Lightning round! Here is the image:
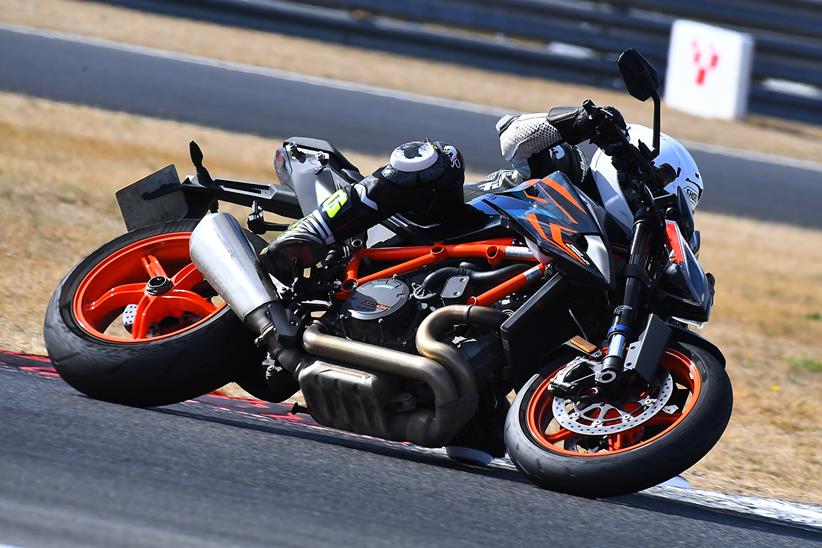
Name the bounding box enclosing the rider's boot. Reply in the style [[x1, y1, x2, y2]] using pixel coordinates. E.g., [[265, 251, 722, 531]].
[[260, 141, 465, 282], [258, 184, 380, 283]]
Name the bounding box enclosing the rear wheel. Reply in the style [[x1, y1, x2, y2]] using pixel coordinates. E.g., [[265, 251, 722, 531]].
[[44, 219, 271, 407], [505, 343, 732, 497]]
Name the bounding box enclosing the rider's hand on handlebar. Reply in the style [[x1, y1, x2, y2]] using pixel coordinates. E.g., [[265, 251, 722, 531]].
[[546, 101, 628, 154], [584, 103, 629, 156], [546, 105, 600, 145]]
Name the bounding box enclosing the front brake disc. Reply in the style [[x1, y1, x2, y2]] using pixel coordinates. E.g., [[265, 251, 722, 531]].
[[551, 359, 674, 436]]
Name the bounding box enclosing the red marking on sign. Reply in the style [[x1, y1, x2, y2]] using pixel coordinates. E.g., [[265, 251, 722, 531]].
[[691, 40, 720, 86]]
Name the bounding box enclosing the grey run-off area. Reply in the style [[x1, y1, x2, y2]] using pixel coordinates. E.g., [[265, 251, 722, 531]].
[[0, 25, 821, 228]]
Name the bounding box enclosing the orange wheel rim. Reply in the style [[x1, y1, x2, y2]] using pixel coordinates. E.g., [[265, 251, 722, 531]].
[[525, 349, 701, 456], [72, 232, 224, 343]]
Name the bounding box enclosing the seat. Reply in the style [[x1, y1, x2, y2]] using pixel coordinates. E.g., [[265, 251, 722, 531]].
[[285, 137, 360, 173]]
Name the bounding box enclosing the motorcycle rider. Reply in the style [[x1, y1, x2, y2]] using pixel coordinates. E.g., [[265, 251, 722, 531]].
[[259, 105, 628, 283]]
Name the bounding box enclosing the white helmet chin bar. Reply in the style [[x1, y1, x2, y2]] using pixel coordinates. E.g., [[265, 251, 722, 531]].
[[589, 124, 704, 228]]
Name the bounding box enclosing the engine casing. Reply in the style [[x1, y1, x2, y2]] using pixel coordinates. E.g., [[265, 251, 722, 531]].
[[336, 278, 422, 347]]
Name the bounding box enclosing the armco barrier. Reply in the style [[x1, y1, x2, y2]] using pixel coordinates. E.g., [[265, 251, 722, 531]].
[[102, 0, 822, 124]]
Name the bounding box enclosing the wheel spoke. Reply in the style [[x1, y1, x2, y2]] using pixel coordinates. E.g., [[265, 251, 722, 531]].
[[609, 432, 629, 450], [141, 254, 167, 279], [645, 412, 682, 426], [130, 296, 159, 339], [129, 290, 217, 340], [84, 283, 145, 326], [609, 426, 644, 451], [172, 263, 204, 291], [167, 289, 217, 316]]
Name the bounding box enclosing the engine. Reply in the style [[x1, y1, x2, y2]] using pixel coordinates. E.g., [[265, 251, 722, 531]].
[[333, 277, 427, 349], [328, 262, 531, 350], [303, 268, 511, 447]]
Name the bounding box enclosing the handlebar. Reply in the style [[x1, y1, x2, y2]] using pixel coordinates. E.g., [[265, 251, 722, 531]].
[[583, 99, 675, 192]]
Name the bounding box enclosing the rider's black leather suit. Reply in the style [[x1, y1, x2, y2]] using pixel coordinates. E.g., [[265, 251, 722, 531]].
[[260, 107, 596, 282]]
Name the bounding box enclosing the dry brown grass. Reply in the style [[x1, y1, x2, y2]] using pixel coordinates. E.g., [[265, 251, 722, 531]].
[[692, 215, 822, 501], [0, 91, 820, 503], [0, 91, 384, 352], [3, 0, 822, 163]]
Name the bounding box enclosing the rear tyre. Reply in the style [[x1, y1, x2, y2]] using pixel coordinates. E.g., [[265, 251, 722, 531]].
[[504, 343, 732, 497], [44, 219, 268, 407]]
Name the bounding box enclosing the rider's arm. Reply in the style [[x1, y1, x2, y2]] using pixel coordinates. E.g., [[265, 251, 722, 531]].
[[496, 105, 626, 182]]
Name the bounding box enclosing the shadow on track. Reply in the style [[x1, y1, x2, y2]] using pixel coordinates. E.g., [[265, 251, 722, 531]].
[[153, 406, 526, 484]]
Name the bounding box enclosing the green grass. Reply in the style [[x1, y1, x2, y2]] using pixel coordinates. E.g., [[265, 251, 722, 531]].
[[790, 355, 822, 373]]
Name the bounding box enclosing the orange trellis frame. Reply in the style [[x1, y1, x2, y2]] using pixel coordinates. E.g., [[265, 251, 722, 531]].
[[339, 239, 546, 306]]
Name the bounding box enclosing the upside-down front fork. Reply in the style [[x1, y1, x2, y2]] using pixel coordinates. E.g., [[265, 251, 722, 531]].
[[597, 217, 655, 385]]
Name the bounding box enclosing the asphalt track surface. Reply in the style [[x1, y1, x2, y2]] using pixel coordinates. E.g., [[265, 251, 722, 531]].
[[2, 355, 820, 548], [1, 24, 821, 228]]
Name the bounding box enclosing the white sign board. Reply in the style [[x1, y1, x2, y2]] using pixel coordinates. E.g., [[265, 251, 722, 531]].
[[664, 20, 754, 120]]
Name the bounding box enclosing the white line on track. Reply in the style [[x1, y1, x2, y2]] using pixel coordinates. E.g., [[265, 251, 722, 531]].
[[3, 21, 822, 174]]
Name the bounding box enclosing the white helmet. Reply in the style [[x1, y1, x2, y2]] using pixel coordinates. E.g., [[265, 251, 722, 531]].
[[589, 124, 703, 228]]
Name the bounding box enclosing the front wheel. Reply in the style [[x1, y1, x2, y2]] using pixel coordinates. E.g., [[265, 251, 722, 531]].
[[505, 343, 732, 497]]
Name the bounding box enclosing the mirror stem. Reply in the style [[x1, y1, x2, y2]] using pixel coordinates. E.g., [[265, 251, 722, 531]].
[[651, 93, 661, 158]]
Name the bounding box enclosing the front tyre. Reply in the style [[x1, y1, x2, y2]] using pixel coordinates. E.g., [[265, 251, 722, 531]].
[[505, 343, 732, 497], [44, 219, 268, 407]]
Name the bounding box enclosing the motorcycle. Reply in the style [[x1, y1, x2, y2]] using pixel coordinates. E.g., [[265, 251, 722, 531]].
[[44, 50, 732, 497]]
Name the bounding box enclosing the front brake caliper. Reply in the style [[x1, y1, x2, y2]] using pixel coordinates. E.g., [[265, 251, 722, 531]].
[[547, 357, 598, 398]]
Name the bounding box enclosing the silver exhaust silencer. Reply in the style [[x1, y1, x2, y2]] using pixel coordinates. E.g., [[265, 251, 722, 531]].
[[189, 212, 279, 323]]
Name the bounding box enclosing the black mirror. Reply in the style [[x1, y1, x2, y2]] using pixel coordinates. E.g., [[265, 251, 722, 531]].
[[617, 49, 660, 102], [617, 49, 662, 157]]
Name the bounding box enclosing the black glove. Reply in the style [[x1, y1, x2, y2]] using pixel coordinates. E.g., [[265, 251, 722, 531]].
[[545, 106, 595, 146], [546, 105, 627, 150], [589, 106, 629, 155]]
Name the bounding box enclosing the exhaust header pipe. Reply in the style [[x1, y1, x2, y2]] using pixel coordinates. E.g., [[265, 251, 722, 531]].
[[302, 305, 507, 447], [189, 212, 278, 322]]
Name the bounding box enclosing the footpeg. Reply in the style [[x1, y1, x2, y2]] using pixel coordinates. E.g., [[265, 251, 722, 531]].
[[247, 200, 289, 235]]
